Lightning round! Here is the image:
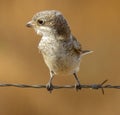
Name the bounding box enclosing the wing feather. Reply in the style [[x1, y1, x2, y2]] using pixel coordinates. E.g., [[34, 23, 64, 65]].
[[72, 35, 93, 55]]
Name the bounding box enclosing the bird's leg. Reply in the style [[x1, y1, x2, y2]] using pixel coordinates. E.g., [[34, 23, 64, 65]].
[[46, 71, 54, 92], [73, 73, 81, 90]]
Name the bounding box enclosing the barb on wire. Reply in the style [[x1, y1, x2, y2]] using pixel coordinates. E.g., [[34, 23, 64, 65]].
[[0, 80, 120, 94]]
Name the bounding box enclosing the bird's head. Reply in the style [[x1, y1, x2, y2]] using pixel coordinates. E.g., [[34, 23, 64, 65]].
[[26, 10, 71, 39]]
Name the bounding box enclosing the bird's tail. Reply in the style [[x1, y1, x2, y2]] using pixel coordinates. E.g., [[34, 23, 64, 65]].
[[81, 50, 93, 56]]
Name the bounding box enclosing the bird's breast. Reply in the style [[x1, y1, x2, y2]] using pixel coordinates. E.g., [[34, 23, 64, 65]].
[[38, 36, 80, 75]]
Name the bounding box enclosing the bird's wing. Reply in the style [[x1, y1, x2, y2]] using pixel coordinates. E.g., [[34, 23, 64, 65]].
[[72, 35, 82, 54], [72, 35, 93, 55]]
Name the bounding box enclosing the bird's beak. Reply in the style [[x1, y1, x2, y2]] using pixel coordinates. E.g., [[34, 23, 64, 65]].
[[26, 21, 34, 28]]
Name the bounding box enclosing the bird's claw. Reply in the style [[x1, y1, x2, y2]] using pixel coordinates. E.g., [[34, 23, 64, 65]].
[[46, 83, 53, 93], [75, 83, 82, 91]]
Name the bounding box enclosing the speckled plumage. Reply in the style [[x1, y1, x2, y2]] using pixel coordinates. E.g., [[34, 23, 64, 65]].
[[26, 10, 92, 91]]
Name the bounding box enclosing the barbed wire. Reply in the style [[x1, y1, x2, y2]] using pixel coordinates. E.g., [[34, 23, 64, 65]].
[[0, 80, 120, 94]]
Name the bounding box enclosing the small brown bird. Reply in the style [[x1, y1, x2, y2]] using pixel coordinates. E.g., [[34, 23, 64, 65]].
[[26, 10, 92, 91]]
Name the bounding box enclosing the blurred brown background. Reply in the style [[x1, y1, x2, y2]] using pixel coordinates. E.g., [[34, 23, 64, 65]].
[[0, 0, 120, 115]]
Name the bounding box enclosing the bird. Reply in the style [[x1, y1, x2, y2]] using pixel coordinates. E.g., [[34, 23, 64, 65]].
[[26, 10, 93, 92]]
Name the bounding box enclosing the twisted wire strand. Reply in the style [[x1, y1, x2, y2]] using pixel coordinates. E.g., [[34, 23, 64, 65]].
[[0, 80, 120, 94]]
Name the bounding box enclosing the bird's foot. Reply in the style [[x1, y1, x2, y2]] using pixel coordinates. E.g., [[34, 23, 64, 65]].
[[46, 83, 53, 93], [75, 83, 82, 91]]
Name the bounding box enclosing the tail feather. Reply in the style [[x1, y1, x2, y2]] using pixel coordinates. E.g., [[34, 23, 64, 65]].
[[82, 50, 93, 56]]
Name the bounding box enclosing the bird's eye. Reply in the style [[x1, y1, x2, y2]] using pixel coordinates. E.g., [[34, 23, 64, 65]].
[[37, 19, 44, 25]]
